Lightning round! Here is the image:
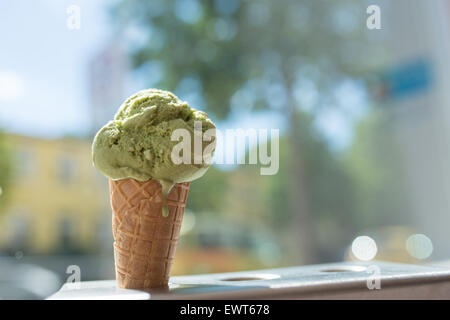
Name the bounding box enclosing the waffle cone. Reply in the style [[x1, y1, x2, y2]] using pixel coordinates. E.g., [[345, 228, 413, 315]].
[[109, 178, 190, 289]]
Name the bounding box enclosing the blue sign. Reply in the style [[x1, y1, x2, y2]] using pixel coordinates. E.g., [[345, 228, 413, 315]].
[[381, 58, 433, 100]]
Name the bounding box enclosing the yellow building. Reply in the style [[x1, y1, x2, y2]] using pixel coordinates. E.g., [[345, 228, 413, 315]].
[[0, 134, 110, 254]]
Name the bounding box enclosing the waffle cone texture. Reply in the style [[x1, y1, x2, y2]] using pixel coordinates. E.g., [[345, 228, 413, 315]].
[[109, 178, 190, 289]]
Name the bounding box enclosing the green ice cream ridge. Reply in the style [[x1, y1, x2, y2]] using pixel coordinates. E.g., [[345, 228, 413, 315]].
[[92, 88, 216, 215]]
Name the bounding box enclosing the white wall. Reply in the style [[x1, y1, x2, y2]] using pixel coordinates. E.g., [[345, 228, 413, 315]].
[[378, 0, 450, 259]]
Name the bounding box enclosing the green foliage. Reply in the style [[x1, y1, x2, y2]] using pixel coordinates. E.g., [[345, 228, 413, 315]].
[[186, 165, 229, 214], [215, 111, 359, 261], [344, 110, 411, 227], [113, 0, 369, 119], [0, 131, 12, 210]]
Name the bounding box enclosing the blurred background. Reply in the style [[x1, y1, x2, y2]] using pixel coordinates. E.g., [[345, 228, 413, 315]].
[[1, 0, 450, 299]]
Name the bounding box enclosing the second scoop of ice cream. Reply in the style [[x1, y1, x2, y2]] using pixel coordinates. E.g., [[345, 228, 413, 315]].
[[92, 89, 216, 188]]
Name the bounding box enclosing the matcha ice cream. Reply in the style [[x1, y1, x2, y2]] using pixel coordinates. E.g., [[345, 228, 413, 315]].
[[92, 89, 216, 211]]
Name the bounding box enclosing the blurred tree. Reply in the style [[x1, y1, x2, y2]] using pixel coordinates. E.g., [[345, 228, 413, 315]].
[[225, 111, 358, 263], [345, 110, 412, 228], [187, 165, 228, 214], [113, 0, 371, 263], [0, 130, 12, 212]]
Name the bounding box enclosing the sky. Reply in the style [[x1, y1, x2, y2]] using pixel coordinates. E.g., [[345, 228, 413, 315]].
[[0, 0, 365, 150], [0, 0, 111, 137]]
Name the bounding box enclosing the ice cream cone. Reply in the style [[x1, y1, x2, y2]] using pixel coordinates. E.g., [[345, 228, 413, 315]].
[[109, 178, 190, 289]]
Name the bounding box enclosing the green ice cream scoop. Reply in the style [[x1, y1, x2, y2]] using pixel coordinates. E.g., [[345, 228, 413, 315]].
[[92, 89, 216, 192]]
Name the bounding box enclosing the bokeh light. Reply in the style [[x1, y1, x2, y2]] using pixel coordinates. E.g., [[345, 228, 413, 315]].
[[351, 236, 378, 261], [406, 234, 433, 260]]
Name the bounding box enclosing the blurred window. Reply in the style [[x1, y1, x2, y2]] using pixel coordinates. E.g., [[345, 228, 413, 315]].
[[58, 216, 77, 254], [58, 156, 75, 184], [6, 213, 29, 253]]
